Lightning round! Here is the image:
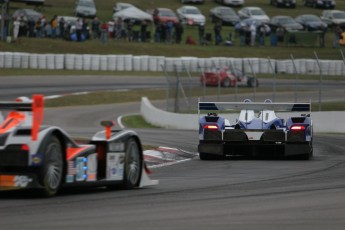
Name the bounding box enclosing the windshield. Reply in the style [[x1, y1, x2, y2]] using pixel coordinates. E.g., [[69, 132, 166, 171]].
[[251, 9, 265, 16], [279, 17, 294, 24], [186, 8, 201, 15], [304, 15, 320, 22], [79, 1, 95, 7], [220, 9, 236, 16], [160, 10, 175, 17], [334, 12, 345, 19]]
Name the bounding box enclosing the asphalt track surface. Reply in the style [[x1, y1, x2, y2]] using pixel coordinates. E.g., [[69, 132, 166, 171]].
[[0, 76, 345, 230]]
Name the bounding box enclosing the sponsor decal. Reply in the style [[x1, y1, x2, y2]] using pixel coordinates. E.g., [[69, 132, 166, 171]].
[[106, 152, 124, 181], [87, 154, 97, 181], [66, 175, 74, 183], [67, 160, 76, 175], [31, 155, 42, 166], [0, 175, 32, 188], [76, 157, 87, 181]]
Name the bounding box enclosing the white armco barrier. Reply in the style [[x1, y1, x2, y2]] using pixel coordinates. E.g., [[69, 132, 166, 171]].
[[107, 55, 117, 71], [21, 53, 29, 69], [4, 52, 13, 68], [55, 54, 64, 69], [37, 54, 47, 69], [100, 55, 108, 71], [47, 54, 55, 70], [0, 52, 344, 76], [141, 55, 149, 71], [65, 54, 75, 70], [140, 97, 345, 133], [29, 53, 38, 69], [75, 55, 83, 70], [124, 55, 132, 71], [243, 58, 260, 74], [116, 55, 125, 71], [91, 55, 100, 70], [13, 53, 21, 68], [0, 52, 4, 68], [83, 54, 91, 70], [132, 56, 141, 71]]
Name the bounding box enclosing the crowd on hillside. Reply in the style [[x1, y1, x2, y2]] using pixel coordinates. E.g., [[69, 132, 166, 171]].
[[5, 13, 345, 48]]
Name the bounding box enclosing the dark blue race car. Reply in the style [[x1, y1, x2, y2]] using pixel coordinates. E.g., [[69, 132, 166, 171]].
[[198, 99, 313, 160]]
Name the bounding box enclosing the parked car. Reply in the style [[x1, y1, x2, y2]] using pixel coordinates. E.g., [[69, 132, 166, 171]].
[[12, 8, 42, 21], [303, 0, 335, 9], [200, 67, 258, 88], [176, 5, 206, 26], [209, 6, 240, 26], [181, 0, 204, 4], [270, 16, 303, 31], [270, 0, 296, 8], [153, 8, 179, 24], [321, 10, 345, 29], [295, 14, 328, 31], [214, 0, 244, 7], [238, 7, 270, 23], [74, 0, 96, 18], [113, 2, 134, 13]]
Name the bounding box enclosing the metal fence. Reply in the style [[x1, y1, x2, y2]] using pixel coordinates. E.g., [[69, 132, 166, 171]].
[[162, 51, 345, 113]]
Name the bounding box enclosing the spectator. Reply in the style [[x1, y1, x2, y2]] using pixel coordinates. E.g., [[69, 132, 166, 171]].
[[75, 18, 83, 41], [214, 21, 222, 45], [35, 18, 42, 38], [258, 23, 270, 46], [108, 19, 115, 39], [166, 20, 174, 43], [100, 21, 108, 44], [140, 20, 148, 42], [59, 17, 65, 38], [27, 17, 35, 37], [91, 17, 100, 39], [154, 22, 161, 42], [82, 18, 89, 39], [50, 15, 58, 38], [186, 35, 196, 45], [198, 23, 205, 45], [175, 22, 183, 44], [13, 17, 20, 41], [250, 21, 256, 46], [333, 25, 342, 48]]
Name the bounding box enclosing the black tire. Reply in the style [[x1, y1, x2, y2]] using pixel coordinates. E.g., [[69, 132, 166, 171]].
[[223, 78, 231, 87], [247, 77, 258, 88], [40, 135, 64, 197], [123, 138, 142, 188], [199, 152, 224, 160]]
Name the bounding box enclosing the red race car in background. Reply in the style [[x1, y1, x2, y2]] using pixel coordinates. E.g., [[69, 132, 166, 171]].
[[200, 67, 259, 88]]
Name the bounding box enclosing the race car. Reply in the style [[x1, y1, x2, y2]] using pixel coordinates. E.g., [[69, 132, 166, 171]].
[[0, 95, 157, 197], [198, 99, 313, 160], [200, 67, 259, 88]]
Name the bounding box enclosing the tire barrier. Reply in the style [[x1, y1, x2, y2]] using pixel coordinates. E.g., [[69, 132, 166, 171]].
[[0, 52, 344, 76]]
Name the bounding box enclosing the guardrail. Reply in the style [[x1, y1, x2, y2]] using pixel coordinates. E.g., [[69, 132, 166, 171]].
[[1, 52, 345, 76]]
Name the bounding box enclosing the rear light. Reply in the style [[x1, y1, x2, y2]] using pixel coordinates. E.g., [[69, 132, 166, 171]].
[[21, 144, 29, 151], [204, 124, 218, 130], [290, 125, 305, 131]]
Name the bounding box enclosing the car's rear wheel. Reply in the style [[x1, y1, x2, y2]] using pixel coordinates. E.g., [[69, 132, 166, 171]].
[[123, 138, 142, 188], [199, 152, 224, 160], [223, 78, 231, 87], [40, 135, 64, 197]]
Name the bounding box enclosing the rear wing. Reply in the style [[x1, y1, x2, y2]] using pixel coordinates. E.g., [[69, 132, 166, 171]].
[[198, 101, 311, 114], [0, 95, 44, 141]]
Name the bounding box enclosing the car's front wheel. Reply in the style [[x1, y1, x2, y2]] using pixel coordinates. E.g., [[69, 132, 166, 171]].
[[123, 138, 142, 188], [40, 135, 64, 197]]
